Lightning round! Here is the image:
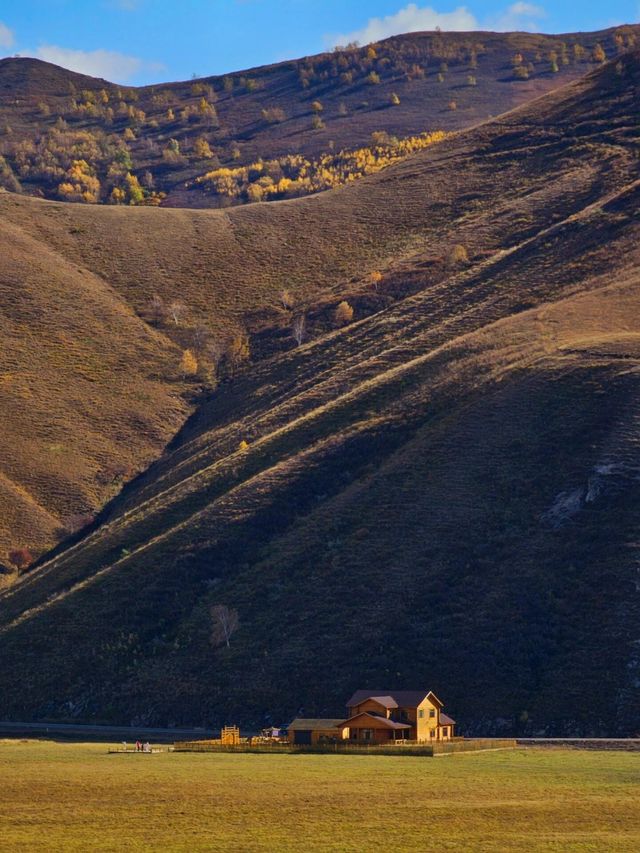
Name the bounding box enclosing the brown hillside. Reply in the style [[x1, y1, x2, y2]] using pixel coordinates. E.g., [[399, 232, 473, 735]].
[[1, 26, 638, 207], [1, 46, 636, 561], [0, 52, 638, 732]]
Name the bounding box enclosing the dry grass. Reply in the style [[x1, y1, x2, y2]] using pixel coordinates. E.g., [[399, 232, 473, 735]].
[[0, 743, 639, 852]]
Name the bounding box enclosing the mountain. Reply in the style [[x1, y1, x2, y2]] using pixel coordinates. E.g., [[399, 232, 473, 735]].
[[0, 47, 639, 734], [1, 27, 638, 207]]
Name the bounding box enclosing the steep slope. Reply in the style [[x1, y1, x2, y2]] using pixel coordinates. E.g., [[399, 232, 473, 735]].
[[0, 207, 190, 564], [0, 53, 639, 732], [1, 26, 637, 207], [2, 44, 638, 561]]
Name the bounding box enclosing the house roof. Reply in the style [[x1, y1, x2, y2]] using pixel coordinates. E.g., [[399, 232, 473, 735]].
[[287, 718, 345, 731], [366, 695, 398, 709], [342, 712, 412, 730], [347, 690, 444, 709], [440, 713, 456, 725]]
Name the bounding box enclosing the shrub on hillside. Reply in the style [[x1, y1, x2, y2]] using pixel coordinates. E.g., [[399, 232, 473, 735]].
[[8, 548, 34, 572], [448, 244, 469, 266], [180, 349, 199, 378], [334, 300, 354, 326], [261, 107, 286, 124]]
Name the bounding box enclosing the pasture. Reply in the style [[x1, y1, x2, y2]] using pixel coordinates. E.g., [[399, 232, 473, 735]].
[[0, 741, 638, 851]]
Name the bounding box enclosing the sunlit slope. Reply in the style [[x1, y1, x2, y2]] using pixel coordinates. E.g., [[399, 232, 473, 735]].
[[2, 27, 637, 207], [2, 51, 637, 559], [0, 205, 189, 560], [0, 54, 639, 732]]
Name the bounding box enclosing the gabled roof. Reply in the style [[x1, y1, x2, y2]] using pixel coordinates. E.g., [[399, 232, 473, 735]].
[[342, 712, 412, 730], [366, 695, 398, 709], [440, 713, 456, 725], [346, 690, 444, 709], [287, 718, 345, 730]]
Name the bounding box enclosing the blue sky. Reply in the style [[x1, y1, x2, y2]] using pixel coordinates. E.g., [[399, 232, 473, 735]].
[[1, 1, 639, 85]]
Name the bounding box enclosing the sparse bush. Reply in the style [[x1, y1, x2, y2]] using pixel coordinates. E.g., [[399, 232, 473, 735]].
[[8, 548, 33, 572], [366, 71, 381, 85], [448, 100, 458, 111], [370, 270, 383, 291], [513, 65, 529, 80], [162, 138, 185, 164], [311, 115, 325, 130], [334, 300, 354, 326], [225, 331, 250, 372], [193, 137, 214, 159], [280, 289, 295, 310], [467, 74, 476, 86], [0, 155, 21, 193], [592, 43, 606, 64], [390, 92, 400, 106], [261, 107, 286, 124], [148, 294, 167, 326], [448, 244, 469, 266], [311, 100, 323, 113]]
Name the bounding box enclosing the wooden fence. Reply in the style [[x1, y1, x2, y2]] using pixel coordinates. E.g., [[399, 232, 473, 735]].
[[173, 738, 517, 756]]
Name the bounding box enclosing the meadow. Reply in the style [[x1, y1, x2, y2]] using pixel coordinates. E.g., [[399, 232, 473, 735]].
[[0, 742, 638, 851]]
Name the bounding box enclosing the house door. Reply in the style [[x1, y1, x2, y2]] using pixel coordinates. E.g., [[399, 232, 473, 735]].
[[295, 730, 312, 745]]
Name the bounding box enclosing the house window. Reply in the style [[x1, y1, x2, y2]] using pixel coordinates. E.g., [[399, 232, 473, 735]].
[[430, 729, 435, 737], [362, 729, 373, 741], [443, 727, 448, 737], [429, 710, 435, 718], [418, 710, 424, 719]]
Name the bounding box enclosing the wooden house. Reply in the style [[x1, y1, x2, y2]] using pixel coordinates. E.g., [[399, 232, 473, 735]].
[[345, 690, 455, 742], [287, 690, 455, 745]]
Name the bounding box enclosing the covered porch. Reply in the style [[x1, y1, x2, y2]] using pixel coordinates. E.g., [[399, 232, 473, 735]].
[[342, 712, 412, 743]]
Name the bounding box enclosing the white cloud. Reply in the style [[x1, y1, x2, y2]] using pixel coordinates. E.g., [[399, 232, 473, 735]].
[[327, 2, 548, 47], [329, 4, 478, 46], [0, 21, 14, 49], [486, 2, 547, 32], [31, 45, 163, 83]]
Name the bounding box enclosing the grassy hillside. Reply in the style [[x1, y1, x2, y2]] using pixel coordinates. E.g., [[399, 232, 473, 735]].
[[1, 26, 638, 207], [0, 53, 638, 733], [0, 204, 191, 565]]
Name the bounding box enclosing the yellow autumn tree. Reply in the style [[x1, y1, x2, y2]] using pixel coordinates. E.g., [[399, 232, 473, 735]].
[[57, 159, 101, 203], [334, 300, 354, 326], [180, 349, 198, 378], [193, 137, 214, 159]]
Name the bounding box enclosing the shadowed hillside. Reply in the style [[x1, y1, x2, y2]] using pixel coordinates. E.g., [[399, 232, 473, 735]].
[[1, 26, 638, 207], [0, 51, 639, 733]]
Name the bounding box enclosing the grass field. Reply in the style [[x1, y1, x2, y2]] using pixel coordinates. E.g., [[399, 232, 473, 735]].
[[0, 742, 638, 852]]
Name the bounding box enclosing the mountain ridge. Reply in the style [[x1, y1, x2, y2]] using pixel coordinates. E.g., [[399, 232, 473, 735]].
[[0, 50, 639, 732]]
